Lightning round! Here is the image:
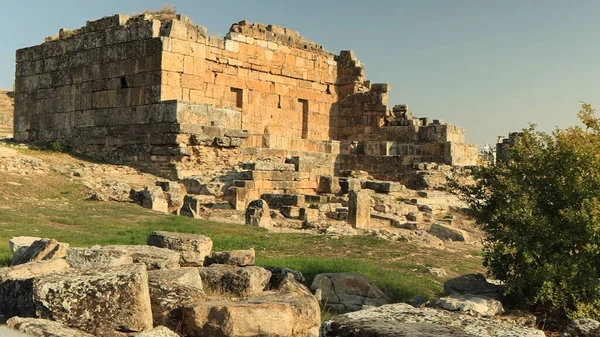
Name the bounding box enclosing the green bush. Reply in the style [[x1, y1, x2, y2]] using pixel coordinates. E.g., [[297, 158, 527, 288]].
[[452, 103, 600, 319], [49, 139, 69, 152]]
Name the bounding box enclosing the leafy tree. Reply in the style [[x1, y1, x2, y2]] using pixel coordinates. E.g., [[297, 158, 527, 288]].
[[452, 103, 600, 319]]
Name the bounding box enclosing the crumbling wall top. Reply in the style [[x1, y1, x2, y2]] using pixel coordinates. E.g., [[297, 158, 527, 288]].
[[228, 20, 328, 55]]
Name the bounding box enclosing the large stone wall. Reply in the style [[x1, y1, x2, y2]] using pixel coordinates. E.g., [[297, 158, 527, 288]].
[[13, 12, 478, 181]]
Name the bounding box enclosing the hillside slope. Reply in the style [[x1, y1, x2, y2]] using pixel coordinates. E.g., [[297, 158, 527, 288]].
[[0, 90, 14, 138]]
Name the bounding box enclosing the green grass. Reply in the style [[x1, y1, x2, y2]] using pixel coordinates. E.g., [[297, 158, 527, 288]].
[[0, 170, 485, 304]]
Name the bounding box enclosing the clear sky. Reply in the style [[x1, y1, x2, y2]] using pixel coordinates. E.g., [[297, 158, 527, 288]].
[[2, 0, 598, 147]]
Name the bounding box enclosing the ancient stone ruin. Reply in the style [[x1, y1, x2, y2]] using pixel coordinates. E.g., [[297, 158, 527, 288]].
[[13, 12, 477, 185]]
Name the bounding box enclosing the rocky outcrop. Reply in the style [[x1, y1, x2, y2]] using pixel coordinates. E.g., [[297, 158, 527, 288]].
[[428, 223, 470, 242], [136, 326, 180, 337], [7, 317, 95, 337], [147, 231, 213, 266], [8, 237, 41, 265], [561, 318, 600, 337], [311, 273, 391, 313], [321, 303, 545, 337]]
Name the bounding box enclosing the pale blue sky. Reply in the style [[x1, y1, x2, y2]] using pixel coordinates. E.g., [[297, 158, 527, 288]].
[[2, 0, 599, 146]]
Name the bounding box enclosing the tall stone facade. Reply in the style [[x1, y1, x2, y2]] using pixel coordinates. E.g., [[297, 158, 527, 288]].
[[13, 12, 477, 182]]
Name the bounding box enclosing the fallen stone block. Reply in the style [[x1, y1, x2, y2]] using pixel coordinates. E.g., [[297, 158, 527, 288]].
[[0, 260, 70, 319], [180, 195, 201, 218], [339, 178, 361, 194], [311, 273, 391, 313], [103, 245, 180, 270], [206, 248, 255, 267], [141, 186, 168, 213], [444, 273, 504, 300], [155, 181, 185, 215], [261, 193, 305, 208], [136, 326, 180, 337], [147, 231, 213, 267], [7, 317, 95, 337], [280, 205, 301, 218], [245, 199, 272, 229], [300, 207, 319, 222], [436, 293, 504, 317], [321, 303, 545, 337], [65, 247, 133, 269], [11, 239, 68, 266], [8, 237, 41, 265], [32, 264, 153, 337], [348, 190, 371, 229], [148, 268, 205, 328], [428, 223, 470, 242], [199, 264, 271, 297], [391, 221, 421, 230]]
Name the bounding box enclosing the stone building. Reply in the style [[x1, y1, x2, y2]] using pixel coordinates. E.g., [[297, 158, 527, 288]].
[[13, 12, 477, 190]]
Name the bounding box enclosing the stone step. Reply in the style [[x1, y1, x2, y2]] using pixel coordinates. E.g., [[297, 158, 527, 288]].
[[253, 180, 317, 190], [241, 170, 294, 181], [261, 194, 305, 208], [362, 180, 405, 193]]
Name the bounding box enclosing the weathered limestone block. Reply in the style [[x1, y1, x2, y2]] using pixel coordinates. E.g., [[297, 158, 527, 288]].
[[180, 195, 201, 218], [11, 239, 69, 266], [265, 267, 306, 290], [155, 181, 185, 215], [562, 318, 600, 337], [205, 248, 255, 267], [147, 268, 205, 327], [65, 247, 133, 269], [428, 223, 470, 242], [348, 190, 371, 229], [436, 293, 504, 317], [7, 317, 95, 337], [280, 205, 301, 218], [141, 186, 168, 213], [8, 237, 41, 265], [147, 231, 213, 266], [288, 156, 316, 172], [199, 264, 271, 297], [136, 326, 179, 337], [182, 177, 225, 196], [183, 301, 294, 336], [245, 199, 272, 229], [362, 180, 404, 193], [261, 194, 305, 208], [0, 260, 70, 319], [340, 178, 362, 194], [311, 273, 391, 313], [242, 160, 295, 171], [300, 207, 320, 222], [182, 274, 320, 337], [33, 264, 153, 337], [318, 175, 341, 194], [321, 303, 545, 337], [103, 245, 180, 270]]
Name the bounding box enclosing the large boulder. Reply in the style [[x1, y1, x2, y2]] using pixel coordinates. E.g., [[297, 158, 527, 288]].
[[147, 268, 205, 328], [65, 247, 133, 269], [33, 264, 153, 337], [428, 223, 470, 242], [6, 317, 95, 337], [265, 266, 306, 290], [8, 236, 41, 264], [199, 264, 271, 297], [147, 231, 213, 267], [311, 273, 391, 313], [103, 245, 180, 270], [11, 238, 68, 266], [435, 293, 504, 317], [444, 274, 504, 300], [0, 259, 70, 319], [182, 274, 320, 337], [562, 318, 600, 337], [205, 248, 255, 267], [245, 199, 272, 229], [321, 303, 546, 337]]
